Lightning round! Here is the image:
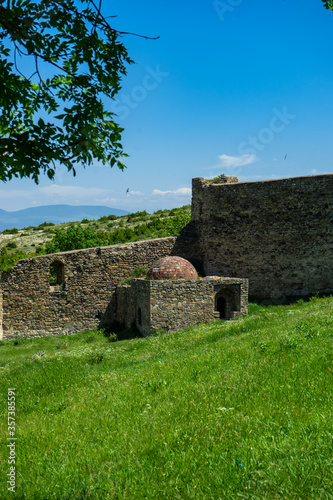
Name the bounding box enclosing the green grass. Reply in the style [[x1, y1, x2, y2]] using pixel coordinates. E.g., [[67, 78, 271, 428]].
[[1, 297, 333, 499]]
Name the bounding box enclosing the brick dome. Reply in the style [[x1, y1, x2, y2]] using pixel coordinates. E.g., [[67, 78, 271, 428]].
[[147, 256, 198, 280]]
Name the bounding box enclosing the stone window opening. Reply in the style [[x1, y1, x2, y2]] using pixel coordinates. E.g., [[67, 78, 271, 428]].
[[49, 261, 65, 292]]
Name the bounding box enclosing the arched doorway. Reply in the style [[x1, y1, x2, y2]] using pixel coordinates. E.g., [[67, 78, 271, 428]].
[[214, 287, 240, 320], [216, 296, 227, 319]]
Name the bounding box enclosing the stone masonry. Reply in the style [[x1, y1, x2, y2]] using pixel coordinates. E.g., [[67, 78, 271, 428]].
[[117, 277, 249, 336], [0, 236, 197, 339], [191, 174, 333, 300]]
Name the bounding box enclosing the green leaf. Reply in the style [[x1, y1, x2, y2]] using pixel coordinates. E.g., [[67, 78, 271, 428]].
[[0, 0, 135, 183]]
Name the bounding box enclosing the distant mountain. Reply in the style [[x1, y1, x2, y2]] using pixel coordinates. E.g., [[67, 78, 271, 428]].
[[0, 205, 129, 231]]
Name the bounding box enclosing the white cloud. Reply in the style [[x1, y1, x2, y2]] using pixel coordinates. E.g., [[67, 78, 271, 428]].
[[127, 190, 144, 196], [237, 175, 264, 182], [96, 197, 118, 206], [311, 169, 332, 175], [38, 184, 108, 198], [152, 187, 191, 197], [0, 189, 30, 201], [217, 153, 257, 168]]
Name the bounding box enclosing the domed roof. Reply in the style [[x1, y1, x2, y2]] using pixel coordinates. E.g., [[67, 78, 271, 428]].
[[147, 256, 198, 280]]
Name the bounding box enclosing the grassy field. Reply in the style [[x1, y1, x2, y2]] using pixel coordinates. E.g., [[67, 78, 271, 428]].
[[1, 296, 333, 499]]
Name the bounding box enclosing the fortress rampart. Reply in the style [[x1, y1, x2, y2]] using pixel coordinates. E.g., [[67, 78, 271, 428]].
[[192, 174, 333, 300]]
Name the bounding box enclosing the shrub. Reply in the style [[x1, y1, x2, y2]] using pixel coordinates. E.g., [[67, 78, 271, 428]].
[[0, 248, 34, 271], [3, 227, 19, 234], [6, 241, 17, 249], [38, 222, 55, 229], [98, 215, 110, 223], [211, 174, 226, 183], [45, 225, 108, 253], [130, 266, 148, 278], [127, 210, 148, 222]]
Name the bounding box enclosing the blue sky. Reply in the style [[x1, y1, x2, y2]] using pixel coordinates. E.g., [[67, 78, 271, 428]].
[[1, 0, 332, 213]]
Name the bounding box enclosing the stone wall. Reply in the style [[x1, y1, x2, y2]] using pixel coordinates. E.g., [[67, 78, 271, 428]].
[[116, 280, 152, 333], [192, 174, 333, 299], [0, 236, 196, 339]]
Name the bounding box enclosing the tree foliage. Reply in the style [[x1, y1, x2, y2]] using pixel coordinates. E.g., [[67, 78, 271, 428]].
[[0, 0, 135, 182], [44, 212, 192, 253], [44, 224, 107, 253], [322, 0, 333, 11]]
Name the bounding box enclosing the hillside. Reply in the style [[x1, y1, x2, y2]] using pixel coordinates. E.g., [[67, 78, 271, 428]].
[[0, 296, 332, 498], [0, 205, 191, 271], [0, 205, 129, 231]]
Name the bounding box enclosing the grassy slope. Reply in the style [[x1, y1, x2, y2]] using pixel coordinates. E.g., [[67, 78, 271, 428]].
[[1, 296, 333, 499]]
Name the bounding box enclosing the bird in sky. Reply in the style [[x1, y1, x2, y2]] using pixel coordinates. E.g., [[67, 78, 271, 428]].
[[284, 154, 288, 160]]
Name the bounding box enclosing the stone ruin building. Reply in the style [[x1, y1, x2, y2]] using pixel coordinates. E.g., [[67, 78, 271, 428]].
[[117, 256, 248, 336], [0, 173, 332, 339]]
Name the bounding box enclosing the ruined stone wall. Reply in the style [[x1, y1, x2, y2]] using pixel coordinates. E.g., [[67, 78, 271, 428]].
[[192, 175, 333, 299], [116, 280, 151, 335], [149, 280, 215, 332], [117, 277, 248, 335], [149, 278, 249, 332], [1, 236, 195, 339]]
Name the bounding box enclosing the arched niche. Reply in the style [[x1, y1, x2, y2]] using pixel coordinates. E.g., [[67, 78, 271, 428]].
[[215, 286, 240, 320]]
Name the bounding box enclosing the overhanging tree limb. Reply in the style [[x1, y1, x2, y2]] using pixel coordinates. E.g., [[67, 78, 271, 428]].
[[322, 0, 333, 11], [0, 0, 158, 183]]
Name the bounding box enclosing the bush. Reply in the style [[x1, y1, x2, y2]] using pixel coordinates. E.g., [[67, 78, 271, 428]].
[[6, 241, 17, 249], [38, 222, 55, 229], [2, 227, 19, 234], [130, 266, 148, 278], [45, 225, 108, 253], [127, 210, 148, 222], [211, 174, 226, 183], [0, 248, 34, 271]]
